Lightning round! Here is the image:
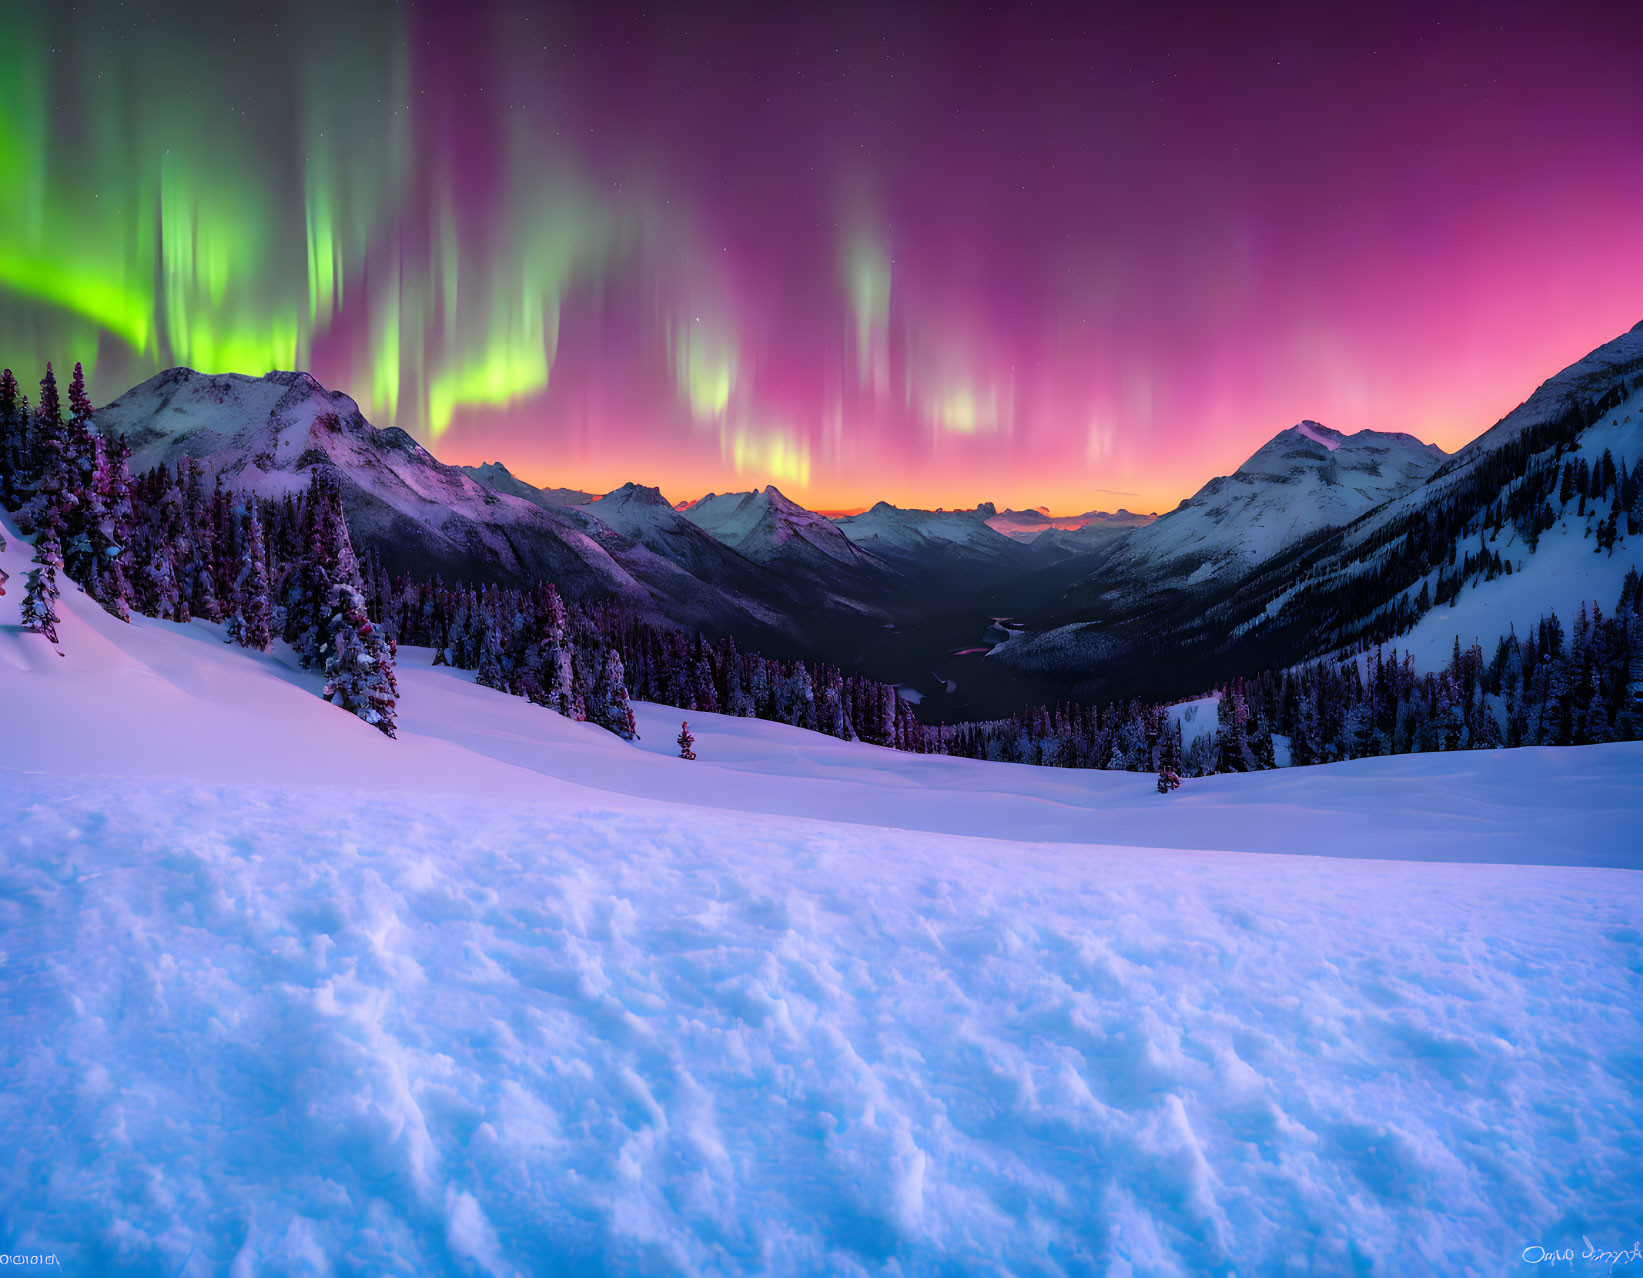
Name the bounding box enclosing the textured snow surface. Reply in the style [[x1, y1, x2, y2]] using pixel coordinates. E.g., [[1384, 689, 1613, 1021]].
[[5, 776, 1642, 1276], [3, 518, 1642, 1274]]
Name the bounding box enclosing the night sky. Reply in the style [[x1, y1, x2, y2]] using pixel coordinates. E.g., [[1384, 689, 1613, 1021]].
[[2, 0, 1640, 512]]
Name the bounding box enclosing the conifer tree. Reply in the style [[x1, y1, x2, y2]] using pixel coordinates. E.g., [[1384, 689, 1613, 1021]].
[[67, 362, 93, 425], [232, 500, 274, 651], [1157, 719, 1182, 792], [21, 367, 73, 539], [0, 368, 21, 508], [20, 527, 64, 644], [320, 581, 399, 736], [587, 647, 638, 740], [35, 362, 61, 440], [524, 584, 578, 717], [144, 543, 183, 621], [92, 433, 135, 621], [474, 607, 510, 691], [283, 472, 355, 665]]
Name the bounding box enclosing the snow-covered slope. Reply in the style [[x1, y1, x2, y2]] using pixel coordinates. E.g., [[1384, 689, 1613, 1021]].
[[1384, 386, 1643, 669], [1110, 421, 1446, 581], [95, 368, 799, 637], [1446, 321, 1643, 471], [3, 510, 1641, 1275], [461, 459, 592, 508]]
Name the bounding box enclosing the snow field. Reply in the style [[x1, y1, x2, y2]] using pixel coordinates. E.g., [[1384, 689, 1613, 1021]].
[[3, 774, 1640, 1275]]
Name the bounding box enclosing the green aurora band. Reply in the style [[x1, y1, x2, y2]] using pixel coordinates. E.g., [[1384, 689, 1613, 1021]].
[[0, 2, 619, 439]]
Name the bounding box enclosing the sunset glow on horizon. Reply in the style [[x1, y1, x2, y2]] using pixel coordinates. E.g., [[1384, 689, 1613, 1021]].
[[3, 0, 1641, 514]]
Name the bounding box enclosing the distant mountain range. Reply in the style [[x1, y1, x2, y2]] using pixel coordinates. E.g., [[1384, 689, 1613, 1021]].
[[984, 506, 1155, 542], [995, 322, 1643, 700], [92, 319, 1643, 710], [97, 369, 831, 644]]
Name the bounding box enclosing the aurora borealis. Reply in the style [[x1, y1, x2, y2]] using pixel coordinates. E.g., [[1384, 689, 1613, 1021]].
[[3, 1, 1641, 513]]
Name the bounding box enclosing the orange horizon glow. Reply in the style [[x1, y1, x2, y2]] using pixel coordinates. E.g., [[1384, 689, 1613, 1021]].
[[432, 305, 1643, 518]]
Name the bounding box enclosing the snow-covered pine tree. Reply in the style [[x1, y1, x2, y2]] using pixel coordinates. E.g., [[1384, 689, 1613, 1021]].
[[140, 468, 191, 621], [677, 721, 696, 760], [34, 362, 61, 449], [283, 470, 357, 666], [21, 526, 64, 644], [67, 362, 92, 425], [587, 647, 638, 740], [720, 635, 753, 716], [21, 366, 73, 541], [474, 604, 510, 692], [1157, 717, 1182, 784], [92, 432, 135, 621], [689, 635, 718, 713], [522, 584, 578, 717], [143, 544, 182, 622], [233, 499, 274, 651], [0, 368, 23, 509], [1213, 681, 1262, 772], [780, 661, 817, 731], [320, 581, 399, 736], [61, 430, 104, 601], [818, 676, 847, 739]]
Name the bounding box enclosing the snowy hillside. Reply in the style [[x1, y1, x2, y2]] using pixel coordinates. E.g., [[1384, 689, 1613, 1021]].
[[1106, 420, 1446, 581], [3, 510, 1641, 1274], [1446, 320, 1643, 469], [1268, 329, 1643, 669]]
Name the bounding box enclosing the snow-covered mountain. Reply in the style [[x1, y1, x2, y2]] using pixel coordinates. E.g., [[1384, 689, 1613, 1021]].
[[461, 460, 592, 509], [95, 369, 803, 637], [998, 323, 1643, 696], [1284, 322, 1643, 663], [577, 482, 794, 592], [985, 506, 1155, 542], [680, 485, 890, 578], [1105, 421, 1446, 583], [833, 499, 1026, 574]]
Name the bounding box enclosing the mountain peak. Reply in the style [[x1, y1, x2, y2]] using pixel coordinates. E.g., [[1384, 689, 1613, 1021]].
[[1237, 421, 1445, 480], [600, 482, 673, 508], [1292, 421, 1342, 450]]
